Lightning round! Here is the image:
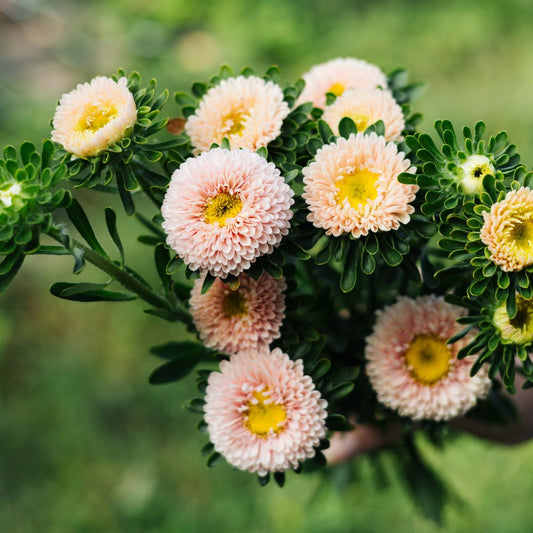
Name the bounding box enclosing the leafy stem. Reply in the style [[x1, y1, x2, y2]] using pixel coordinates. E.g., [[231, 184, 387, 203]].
[[46, 224, 176, 312]]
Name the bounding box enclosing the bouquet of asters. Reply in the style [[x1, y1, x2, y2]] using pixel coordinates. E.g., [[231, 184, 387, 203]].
[[1, 57, 530, 521]]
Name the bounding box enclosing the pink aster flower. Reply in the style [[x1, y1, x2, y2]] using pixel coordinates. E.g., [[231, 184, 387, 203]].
[[190, 273, 287, 355], [186, 75, 290, 153], [161, 148, 294, 278], [365, 295, 491, 421], [297, 57, 388, 109], [52, 76, 137, 157], [322, 87, 405, 142], [480, 187, 533, 272], [204, 348, 328, 476], [302, 132, 418, 238]]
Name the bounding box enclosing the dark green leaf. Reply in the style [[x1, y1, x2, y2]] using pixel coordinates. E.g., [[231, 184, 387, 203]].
[[50, 281, 136, 302], [104, 207, 125, 266], [66, 199, 108, 258]]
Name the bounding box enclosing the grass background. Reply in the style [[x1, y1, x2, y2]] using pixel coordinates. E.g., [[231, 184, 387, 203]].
[[1, 0, 533, 531]]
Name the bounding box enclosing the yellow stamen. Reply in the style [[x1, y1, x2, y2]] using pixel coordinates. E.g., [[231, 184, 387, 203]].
[[222, 109, 248, 137], [348, 113, 370, 133], [510, 219, 533, 253], [328, 82, 345, 97], [76, 104, 118, 133], [222, 290, 247, 318], [493, 295, 533, 345], [404, 334, 452, 385], [244, 390, 287, 437], [336, 169, 379, 210], [204, 192, 243, 226]]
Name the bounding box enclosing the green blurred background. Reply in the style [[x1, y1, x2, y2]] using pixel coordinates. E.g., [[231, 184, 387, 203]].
[[1, 0, 533, 531]]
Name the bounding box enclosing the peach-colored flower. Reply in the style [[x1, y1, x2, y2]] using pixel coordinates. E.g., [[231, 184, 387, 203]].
[[322, 88, 404, 142], [161, 148, 294, 278], [480, 187, 533, 272], [302, 132, 417, 238], [52, 76, 137, 157], [186, 75, 290, 153], [204, 348, 328, 476], [297, 57, 388, 109], [365, 295, 491, 421], [190, 273, 286, 355]]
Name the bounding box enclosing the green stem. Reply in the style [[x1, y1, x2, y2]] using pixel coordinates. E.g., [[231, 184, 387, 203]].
[[47, 225, 174, 312]]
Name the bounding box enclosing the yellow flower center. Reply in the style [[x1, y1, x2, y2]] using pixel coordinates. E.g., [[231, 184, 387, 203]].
[[244, 390, 287, 437], [77, 104, 118, 133], [347, 113, 370, 133], [222, 290, 248, 318], [336, 169, 379, 210], [493, 295, 533, 345], [204, 192, 243, 226], [510, 218, 533, 252], [404, 334, 452, 385], [328, 82, 345, 97], [222, 109, 248, 137]]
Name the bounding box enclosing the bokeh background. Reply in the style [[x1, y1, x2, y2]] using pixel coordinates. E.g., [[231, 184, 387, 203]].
[[1, 0, 533, 531]]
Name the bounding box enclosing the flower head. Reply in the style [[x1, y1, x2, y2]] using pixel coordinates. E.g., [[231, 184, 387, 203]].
[[459, 154, 495, 195], [161, 148, 294, 277], [322, 88, 404, 142], [190, 273, 286, 355], [186, 76, 290, 153], [302, 132, 417, 238], [297, 57, 388, 109], [204, 348, 328, 476], [52, 76, 137, 158], [0, 182, 22, 209], [365, 295, 491, 421], [480, 187, 533, 272], [493, 295, 533, 345]]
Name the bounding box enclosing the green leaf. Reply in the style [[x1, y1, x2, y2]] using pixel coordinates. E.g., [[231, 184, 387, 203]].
[[340, 241, 358, 293], [338, 117, 357, 138], [0, 252, 24, 294], [154, 243, 171, 292], [325, 382, 354, 401], [326, 414, 353, 431], [201, 273, 216, 294], [50, 282, 136, 302], [104, 207, 125, 266], [380, 240, 403, 267], [66, 199, 108, 258], [207, 452, 223, 468], [310, 358, 331, 380], [318, 120, 335, 144], [149, 342, 205, 384]]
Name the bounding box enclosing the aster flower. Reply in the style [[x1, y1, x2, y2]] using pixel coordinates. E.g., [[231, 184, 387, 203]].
[[480, 187, 533, 272], [52, 76, 137, 158], [402, 120, 522, 217], [161, 148, 294, 278], [0, 141, 70, 292], [302, 132, 417, 238], [203, 348, 328, 476], [493, 295, 533, 346], [297, 57, 388, 109], [322, 88, 405, 142], [459, 154, 495, 195], [185, 75, 290, 153], [190, 273, 286, 355], [365, 295, 491, 421]]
